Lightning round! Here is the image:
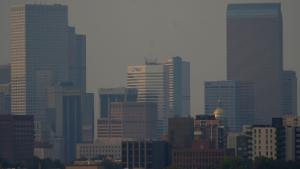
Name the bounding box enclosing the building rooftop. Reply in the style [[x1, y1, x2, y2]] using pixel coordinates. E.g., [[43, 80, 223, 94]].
[[227, 3, 281, 17]]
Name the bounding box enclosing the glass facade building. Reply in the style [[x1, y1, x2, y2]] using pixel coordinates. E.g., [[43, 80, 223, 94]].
[[227, 3, 283, 124]]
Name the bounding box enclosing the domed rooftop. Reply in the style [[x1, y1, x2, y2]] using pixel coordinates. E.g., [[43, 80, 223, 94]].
[[213, 107, 224, 118]]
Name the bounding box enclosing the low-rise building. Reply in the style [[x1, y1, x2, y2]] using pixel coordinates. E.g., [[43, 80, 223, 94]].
[[121, 140, 171, 169], [172, 140, 234, 169], [76, 138, 122, 160], [227, 132, 250, 159], [0, 115, 34, 162]]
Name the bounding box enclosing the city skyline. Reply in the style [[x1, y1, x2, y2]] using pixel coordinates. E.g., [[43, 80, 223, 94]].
[[1, 1, 300, 168], [0, 0, 299, 116]]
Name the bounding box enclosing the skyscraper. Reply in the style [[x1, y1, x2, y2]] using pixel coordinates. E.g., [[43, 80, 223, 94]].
[[205, 80, 254, 132], [10, 5, 86, 149], [47, 82, 83, 164], [165, 56, 191, 117], [11, 4, 69, 116], [282, 71, 297, 116], [127, 62, 168, 135], [227, 3, 283, 124], [68, 26, 86, 92]]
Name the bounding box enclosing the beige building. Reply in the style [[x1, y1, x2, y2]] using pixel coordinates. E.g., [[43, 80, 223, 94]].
[[283, 116, 300, 127], [76, 138, 122, 160], [282, 116, 300, 161], [252, 126, 277, 160], [97, 102, 157, 140]]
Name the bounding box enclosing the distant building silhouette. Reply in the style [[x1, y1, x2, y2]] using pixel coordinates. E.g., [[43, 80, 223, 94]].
[[0, 84, 10, 114], [227, 3, 283, 124], [205, 80, 254, 132], [0, 65, 11, 115], [282, 71, 297, 116], [82, 93, 94, 143]]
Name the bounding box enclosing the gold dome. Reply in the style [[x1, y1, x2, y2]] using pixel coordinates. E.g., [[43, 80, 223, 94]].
[[213, 107, 224, 117]]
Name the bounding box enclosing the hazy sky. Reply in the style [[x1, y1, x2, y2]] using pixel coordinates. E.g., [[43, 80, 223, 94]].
[[0, 0, 299, 115]]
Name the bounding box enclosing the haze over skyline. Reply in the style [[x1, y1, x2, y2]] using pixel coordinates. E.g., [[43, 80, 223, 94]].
[[1, 0, 299, 115]]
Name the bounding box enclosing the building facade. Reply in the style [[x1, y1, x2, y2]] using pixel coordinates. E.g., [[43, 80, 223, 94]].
[[205, 80, 254, 131], [121, 140, 170, 169], [227, 3, 283, 124], [47, 82, 83, 164], [0, 84, 10, 114], [168, 117, 194, 148], [76, 139, 122, 160], [0, 115, 34, 162], [282, 71, 297, 116], [82, 93, 94, 143], [227, 132, 251, 160], [97, 102, 157, 140], [0, 64, 10, 84], [194, 115, 226, 149], [273, 116, 300, 161], [10, 5, 86, 150], [172, 141, 233, 169], [127, 63, 168, 135], [164, 56, 190, 117], [98, 87, 137, 118]]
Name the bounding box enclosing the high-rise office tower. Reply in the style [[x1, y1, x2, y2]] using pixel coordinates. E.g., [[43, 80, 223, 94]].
[[205, 81, 254, 132], [98, 87, 137, 118], [227, 3, 283, 124], [68, 27, 86, 92], [282, 71, 297, 116], [10, 5, 86, 147], [127, 62, 168, 135], [165, 56, 190, 117], [47, 82, 83, 164], [11, 4, 69, 116]]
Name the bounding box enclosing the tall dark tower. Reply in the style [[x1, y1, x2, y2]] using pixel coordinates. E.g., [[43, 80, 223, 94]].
[[227, 3, 283, 124]]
